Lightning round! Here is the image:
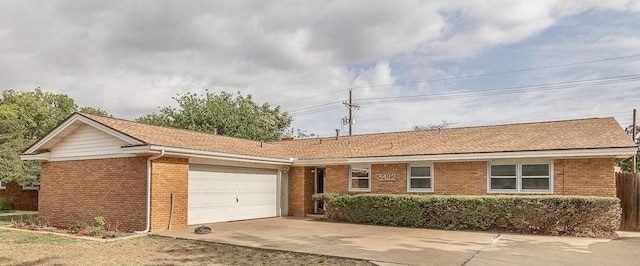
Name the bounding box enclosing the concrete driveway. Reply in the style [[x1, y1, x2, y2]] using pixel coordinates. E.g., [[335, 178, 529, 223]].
[[155, 217, 640, 266]]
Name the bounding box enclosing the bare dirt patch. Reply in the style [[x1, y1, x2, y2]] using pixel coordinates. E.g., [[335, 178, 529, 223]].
[[0, 229, 373, 265]]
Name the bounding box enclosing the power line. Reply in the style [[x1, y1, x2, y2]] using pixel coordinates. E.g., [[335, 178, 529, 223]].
[[289, 74, 640, 117], [350, 54, 640, 89], [356, 74, 640, 105], [277, 54, 640, 111]]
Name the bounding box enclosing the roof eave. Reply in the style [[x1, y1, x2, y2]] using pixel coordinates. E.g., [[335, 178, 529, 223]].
[[22, 113, 145, 155], [122, 145, 294, 165], [291, 147, 639, 166]]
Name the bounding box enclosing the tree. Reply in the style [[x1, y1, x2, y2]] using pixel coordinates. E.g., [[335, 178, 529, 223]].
[[413, 120, 452, 131], [79, 107, 112, 117], [616, 125, 640, 172], [0, 88, 112, 185], [137, 91, 292, 141]]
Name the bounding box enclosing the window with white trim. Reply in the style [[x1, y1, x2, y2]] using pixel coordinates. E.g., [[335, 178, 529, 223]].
[[349, 165, 371, 191], [488, 162, 552, 193], [0, 181, 6, 189], [407, 164, 433, 192]]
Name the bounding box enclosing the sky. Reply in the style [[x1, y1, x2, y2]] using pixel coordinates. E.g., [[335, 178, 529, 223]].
[[1, 0, 639, 137]]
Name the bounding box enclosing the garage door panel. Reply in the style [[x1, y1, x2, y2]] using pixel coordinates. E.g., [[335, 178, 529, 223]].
[[188, 165, 277, 225], [189, 193, 235, 207]]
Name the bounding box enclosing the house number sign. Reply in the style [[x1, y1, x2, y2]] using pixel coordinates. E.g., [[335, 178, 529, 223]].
[[379, 173, 396, 181]]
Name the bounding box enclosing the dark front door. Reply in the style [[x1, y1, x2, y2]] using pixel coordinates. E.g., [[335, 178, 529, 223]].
[[315, 168, 325, 213]]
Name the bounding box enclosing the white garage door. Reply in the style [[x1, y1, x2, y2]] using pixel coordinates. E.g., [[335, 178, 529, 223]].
[[188, 164, 278, 225]]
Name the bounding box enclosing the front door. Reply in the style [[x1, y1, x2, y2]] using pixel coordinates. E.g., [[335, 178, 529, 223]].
[[314, 168, 325, 213]]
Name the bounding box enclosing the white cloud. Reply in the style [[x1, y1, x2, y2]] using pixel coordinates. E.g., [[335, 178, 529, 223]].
[[0, 0, 638, 136]]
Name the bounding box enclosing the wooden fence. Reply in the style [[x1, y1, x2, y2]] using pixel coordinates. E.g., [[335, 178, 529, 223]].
[[616, 172, 640, 231]]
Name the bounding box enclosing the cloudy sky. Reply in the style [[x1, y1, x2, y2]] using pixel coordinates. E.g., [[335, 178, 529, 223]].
[[1, 0, 639, 137]]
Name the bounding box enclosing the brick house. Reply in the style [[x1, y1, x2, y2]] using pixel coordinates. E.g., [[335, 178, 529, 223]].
[[0, 181, 38, 211], [21, 113, 637, 232]]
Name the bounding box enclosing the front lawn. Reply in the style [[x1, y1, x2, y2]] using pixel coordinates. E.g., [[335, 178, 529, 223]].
[[0, 229, 372, 265]]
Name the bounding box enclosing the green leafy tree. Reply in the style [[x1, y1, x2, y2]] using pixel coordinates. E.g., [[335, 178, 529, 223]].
[[616, 125, 640, 172], [137, 91, 292, 141], [79, 107, 112, 117], [0, 88, 111, 185]]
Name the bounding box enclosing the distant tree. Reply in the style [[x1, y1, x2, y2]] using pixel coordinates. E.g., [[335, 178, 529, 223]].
[[0, 88, 112, 185], [616, 125, 640, 172], [413, 120, 452, 131], [79, 106, 111, 117], [282, 128, 316, 139], [137, 91, 292, 141]]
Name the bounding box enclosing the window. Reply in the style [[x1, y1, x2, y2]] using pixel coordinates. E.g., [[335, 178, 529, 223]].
[[349, 165, 370, 191], [407, 165, 433, 192], [488, 162, 552, 193], [22, 183, 39, 190], [0, 181, 6, 189]]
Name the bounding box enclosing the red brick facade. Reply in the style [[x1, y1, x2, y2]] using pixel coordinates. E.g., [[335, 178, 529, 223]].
[[0, 181, 38, 211], [39, 157, 147, 231], [288, 158, 616, 215], [554, 158, 616, 197], [434, 161, 489, 195], [150, 157, 189, 231], [288, 166, 315, 215]]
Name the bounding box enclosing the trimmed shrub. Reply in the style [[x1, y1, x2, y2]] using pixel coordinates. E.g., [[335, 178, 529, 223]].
[[315, 193, 621, 238]]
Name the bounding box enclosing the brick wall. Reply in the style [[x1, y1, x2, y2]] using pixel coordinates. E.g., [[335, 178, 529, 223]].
[[325, 165, 349, 194], [297, 158, 615, 199], [287, 166, 303, 215], [371, 164, 408, 193], [434, 161, 487, 195], [288, 166, 316, 215], [554, 158, 616, 197], [150, 157, 189, 231], [39, 157, 147, 232], [0, 181, 38, 211]]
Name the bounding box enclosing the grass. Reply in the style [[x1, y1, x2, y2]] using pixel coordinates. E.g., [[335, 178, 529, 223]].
[[0, 210, 38, 226], [0, 229, 373, 265]]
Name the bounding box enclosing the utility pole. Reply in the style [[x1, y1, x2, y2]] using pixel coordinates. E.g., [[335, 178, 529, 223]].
[[342, 88, 360, 136], [633, 109, 637, 173]]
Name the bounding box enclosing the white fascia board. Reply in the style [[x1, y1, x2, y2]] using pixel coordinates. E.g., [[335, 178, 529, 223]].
[[122, 145, 293, 165], [23, 114, 144, 154], [291, 147, 639, 166], [20, 153, 51, 161]]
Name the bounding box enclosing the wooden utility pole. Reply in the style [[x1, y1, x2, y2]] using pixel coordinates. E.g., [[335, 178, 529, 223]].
[[342, 88, 360, 136], [633, 109, 637, 173]]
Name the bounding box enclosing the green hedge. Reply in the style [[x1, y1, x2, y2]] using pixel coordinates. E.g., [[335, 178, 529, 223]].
[[313, 193, 621, 238]]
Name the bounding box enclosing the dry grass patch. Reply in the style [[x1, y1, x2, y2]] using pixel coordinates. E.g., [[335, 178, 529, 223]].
[[0, 229, 372, 265]]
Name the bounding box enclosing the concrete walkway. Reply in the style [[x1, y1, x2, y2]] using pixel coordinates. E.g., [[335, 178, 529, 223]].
[[155, 217, 640, 266]]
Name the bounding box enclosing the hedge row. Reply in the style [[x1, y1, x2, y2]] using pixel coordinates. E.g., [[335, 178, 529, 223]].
[[312, 193, 621, 238]]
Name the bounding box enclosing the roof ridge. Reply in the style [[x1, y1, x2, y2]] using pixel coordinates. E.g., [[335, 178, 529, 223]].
[[280, 117, 615, 142]]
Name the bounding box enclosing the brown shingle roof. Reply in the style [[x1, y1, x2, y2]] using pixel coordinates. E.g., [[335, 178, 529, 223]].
[[81, 113, 636, 160], [80, 113, 289, 159], [275, 117, 636, 159]]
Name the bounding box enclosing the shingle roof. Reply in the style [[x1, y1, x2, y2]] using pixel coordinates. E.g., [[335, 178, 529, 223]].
[[81, 113, 289, 159], [81, 113, 636, 160]]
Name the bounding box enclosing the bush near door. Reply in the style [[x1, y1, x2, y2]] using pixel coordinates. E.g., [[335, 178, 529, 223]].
[[313, 194, 621, 238]]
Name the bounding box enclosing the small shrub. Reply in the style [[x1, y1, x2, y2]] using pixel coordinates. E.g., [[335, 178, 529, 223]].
[[88, 216, 106, 237], [68, 221, 88, 234], [11, 215, 54, 231], [0, 198, 12, 210], [103, 219, 122, 239]]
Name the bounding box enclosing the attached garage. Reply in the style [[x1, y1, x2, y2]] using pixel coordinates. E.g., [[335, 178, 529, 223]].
[[188, 164, 279, 225]]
